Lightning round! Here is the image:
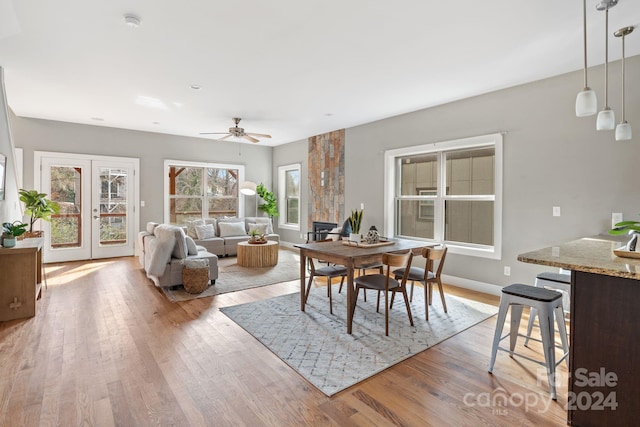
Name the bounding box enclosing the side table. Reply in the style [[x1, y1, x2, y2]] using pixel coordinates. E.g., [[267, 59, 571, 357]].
[[237, 241, 279, 267]]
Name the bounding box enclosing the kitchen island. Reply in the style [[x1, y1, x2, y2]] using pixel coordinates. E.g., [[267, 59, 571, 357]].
[[518, 235, 639, 427]]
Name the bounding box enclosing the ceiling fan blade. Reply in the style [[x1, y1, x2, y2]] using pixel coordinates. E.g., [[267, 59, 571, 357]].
[[200, 132, 231, 135], [243, 134, 260, 143], [217, 134, 233, 141], [246, 132, 272, 138]]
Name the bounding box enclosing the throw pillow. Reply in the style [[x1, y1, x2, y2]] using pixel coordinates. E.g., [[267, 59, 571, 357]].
[[171, 226, 188, 259], [195, 224, 216, 240], [185, 235, 199, 255], [146, 222, 160, 234], [186, 219, 206, 238], [340, 218, 352, 237], [329, 227, 341, 241], [251, 217, 274, 234], [218, 221, 248, 237], [247, 222, 269, 235]]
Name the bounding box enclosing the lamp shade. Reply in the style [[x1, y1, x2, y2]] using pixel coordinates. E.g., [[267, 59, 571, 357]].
[[575, 89, 598, 117], [615, 122, 632, 141], [240, 181, 257, 196], [596, 109, 615, 131]]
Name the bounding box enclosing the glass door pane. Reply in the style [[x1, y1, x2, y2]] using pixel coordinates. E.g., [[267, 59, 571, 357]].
[[98, 167, 128, 246], [50, 166, 83, 248]]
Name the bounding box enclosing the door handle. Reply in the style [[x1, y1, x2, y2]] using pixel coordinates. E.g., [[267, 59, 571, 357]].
[[93, 215, 100, 220]]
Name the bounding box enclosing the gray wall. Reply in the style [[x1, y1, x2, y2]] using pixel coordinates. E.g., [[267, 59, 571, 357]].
[[274, 55, 640, 292], [0, 67, 22, 225], [6, 56, 640, 293], [10, 117, 273, 228], [272, 138, 308, 243]]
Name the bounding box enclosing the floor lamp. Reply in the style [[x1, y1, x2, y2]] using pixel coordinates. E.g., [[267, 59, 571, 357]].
[[240, 181, 258, 216]]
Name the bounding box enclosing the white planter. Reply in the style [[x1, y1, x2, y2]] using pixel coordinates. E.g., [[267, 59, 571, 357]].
[[349, 233, 361, 243]]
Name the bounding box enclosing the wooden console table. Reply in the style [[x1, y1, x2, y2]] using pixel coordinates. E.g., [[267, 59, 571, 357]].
[[237, 241, 279, 267], [0, 238, 44, 321]]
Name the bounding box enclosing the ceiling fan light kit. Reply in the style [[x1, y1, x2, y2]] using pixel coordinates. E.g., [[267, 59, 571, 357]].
[[576, 0, 636, 140], [200, 117, 272, 143]]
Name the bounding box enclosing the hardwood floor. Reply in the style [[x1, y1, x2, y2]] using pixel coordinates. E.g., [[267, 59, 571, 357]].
[[0, 257, 570, 426]]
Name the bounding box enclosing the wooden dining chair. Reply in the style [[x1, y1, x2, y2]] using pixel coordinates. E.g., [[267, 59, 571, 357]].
[[304, 240, 348, 315], [393, 246, 448, 321], [353, 251, 414, 336]]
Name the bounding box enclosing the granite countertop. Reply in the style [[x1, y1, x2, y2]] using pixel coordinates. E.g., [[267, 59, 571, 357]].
[[517, 234, 640, 280]]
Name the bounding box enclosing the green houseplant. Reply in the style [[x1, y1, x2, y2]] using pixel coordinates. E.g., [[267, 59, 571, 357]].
[[19, 189, 60, 235], [2, 221, 28, 248], [256, 183, 279, 218], [610, 215, 640, 251], [348, 209, 363, 235]]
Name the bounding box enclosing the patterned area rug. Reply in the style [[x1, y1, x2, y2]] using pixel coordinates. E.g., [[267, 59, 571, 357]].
[[220, 284, 498, 396], [161, 248, 300, 302]]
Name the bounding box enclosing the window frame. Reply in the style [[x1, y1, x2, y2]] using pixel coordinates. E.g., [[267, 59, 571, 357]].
[[384, 133, 503, 259], [163, 159, 246, 224], [278, 163, 301, 231]]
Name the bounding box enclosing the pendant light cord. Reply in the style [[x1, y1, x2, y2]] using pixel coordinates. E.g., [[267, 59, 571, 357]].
[[582, 0, 588, 88], [604, 8, 609, 107], [621, 34, 625, 121]]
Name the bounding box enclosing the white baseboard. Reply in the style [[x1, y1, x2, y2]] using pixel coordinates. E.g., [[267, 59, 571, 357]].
[[442, 274, 502, 296], [279, 241, 297, 250]]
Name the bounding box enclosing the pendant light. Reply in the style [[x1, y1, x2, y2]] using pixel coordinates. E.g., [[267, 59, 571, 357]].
[[576, 0, 597, 117], [615, 26, 634, 141], [595, 0, 618, 131]]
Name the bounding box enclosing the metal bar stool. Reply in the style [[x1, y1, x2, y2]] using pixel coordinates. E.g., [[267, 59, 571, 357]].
[[524, 271, 571, 346], [488, 284, 569, 400]]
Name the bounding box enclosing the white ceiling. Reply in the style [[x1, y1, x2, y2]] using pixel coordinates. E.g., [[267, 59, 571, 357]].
[[1, 0, 639, 146]]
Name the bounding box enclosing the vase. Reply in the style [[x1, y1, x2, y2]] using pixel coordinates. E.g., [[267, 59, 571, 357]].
[[3, 237, 16, 248], [349, 233, 361, 243]]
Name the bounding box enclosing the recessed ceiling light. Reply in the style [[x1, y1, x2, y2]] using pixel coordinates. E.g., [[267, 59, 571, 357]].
[[152, 121, 160, 125], [91, 117, 104, 121], [123, 14, 141, 28], [190, 84, 201, 90], [324, 113, 333, 117]]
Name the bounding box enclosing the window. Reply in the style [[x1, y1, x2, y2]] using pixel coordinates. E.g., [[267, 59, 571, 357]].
[[164, 160, 245, 225], [384, 134, 503, 259], [278, 164, 301, 230]]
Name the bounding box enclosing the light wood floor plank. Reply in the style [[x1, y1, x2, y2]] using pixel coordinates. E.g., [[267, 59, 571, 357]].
[[0, 256, 570, 426]]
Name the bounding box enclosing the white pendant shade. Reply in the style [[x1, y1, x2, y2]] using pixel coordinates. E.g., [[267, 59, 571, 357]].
[[615, 122, 632, 141], [575, 88, 598, 117], [596, 109, 616, 131]]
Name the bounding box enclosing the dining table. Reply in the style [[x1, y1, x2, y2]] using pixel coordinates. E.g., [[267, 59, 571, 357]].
[[295, 238, 431, 334]]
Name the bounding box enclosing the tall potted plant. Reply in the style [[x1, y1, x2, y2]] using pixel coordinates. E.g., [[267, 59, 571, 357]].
[[348, 209, 363, 242], [256, 183, 279, 219], [19, 189, 60, 237]]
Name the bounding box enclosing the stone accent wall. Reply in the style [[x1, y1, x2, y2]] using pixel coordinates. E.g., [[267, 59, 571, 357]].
[[308, 129, 345, 230]]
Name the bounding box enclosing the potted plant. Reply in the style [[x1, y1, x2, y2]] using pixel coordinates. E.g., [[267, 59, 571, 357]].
[[610, 216, 640, 251], [19, 189, 60, 237], [2, 221, 28, 248], [348, 209, 363, 243], [248, 228, 267, 244], [256, 183, 279, 219]]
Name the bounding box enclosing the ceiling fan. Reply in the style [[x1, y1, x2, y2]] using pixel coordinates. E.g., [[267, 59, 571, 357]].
[[200, 117, 271, 143]]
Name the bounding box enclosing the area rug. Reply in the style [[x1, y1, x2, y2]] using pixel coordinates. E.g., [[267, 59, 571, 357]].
[[220, 285, 498, 396], [161, 248, 300, 302]]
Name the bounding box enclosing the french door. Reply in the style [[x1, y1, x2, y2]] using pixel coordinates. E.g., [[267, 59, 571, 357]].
[[36, 152, 139, 263]]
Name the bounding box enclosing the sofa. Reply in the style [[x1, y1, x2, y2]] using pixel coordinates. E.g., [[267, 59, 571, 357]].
[[185, 217, 279, 257], [137, 222, 219, 288]]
